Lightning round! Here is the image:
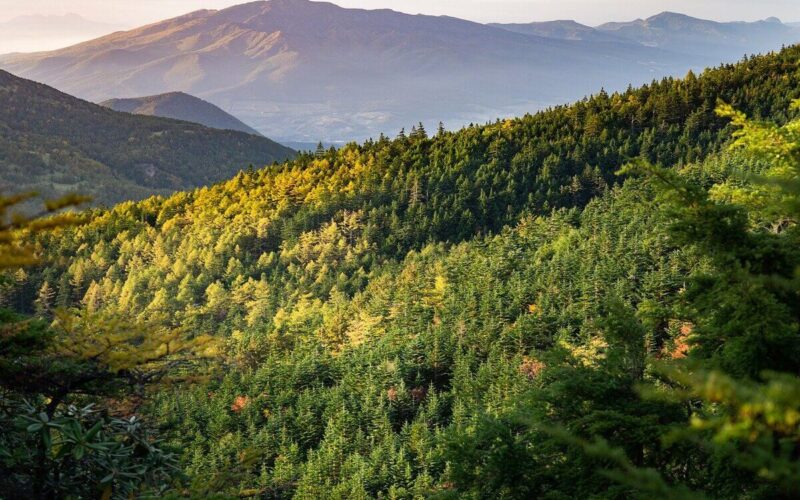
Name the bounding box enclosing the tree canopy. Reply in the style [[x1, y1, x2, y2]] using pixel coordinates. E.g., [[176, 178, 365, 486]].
[[4, 46, 800, 498]]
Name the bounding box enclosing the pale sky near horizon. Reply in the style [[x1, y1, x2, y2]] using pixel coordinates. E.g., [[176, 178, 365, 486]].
[[0, 0, 798, 26]]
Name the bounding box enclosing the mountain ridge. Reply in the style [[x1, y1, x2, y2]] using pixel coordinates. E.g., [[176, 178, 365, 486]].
[[490, 11, 800, 51], [100, 91, 263, 136], [595, 11, 799, 56], [488, 20, 624, 42]]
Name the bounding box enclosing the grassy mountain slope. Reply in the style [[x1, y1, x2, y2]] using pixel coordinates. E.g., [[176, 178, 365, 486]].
[[0, 70, 295, 209], [100, 92, 263, 136], [5, 46, 800, 497]]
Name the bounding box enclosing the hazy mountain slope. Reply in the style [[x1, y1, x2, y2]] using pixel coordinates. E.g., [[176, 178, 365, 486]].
[[489, 20, 623, 42], [492, 13, 800, 59], [597, 12, 800, 58], [100, 92, 263, 136], [0, 14, 124, 53], [0, 0, 703, 142], [0, 70, 295, 210]]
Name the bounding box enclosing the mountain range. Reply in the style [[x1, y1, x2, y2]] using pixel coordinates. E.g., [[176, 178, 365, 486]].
[[0, 1, 797, 142], [100, 92, 263, 136], [0, 70, 294, 211], [488, 20, 624, 42], [0, 0, 716, 142], [594, 12, 798, 58], [491, 13, 799, 59], [0, 14, 125, 53]]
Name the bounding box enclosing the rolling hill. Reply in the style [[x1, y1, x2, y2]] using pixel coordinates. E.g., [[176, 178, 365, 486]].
[[0, 0, 704, 143], [0, 69, 295, 210], [100, 92, 263, 136]]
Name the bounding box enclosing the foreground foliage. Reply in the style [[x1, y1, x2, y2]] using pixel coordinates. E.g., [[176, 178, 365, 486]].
[[0, 194, 197, 498]]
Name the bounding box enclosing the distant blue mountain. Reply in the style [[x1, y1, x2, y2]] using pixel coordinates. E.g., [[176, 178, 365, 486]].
[[595, 12, 799, 58]]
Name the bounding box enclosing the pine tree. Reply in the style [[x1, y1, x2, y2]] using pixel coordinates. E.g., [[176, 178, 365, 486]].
[[34, 281, 55, 317], [411, 122, 427, 140], [55, 273, 71, 309], [409, 177, 422, 208]]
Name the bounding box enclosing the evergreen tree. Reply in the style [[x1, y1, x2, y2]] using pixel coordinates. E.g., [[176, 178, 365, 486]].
[[33, 281, 55, 317]]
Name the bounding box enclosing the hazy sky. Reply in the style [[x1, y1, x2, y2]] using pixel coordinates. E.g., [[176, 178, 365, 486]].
[[0, 0, 797, 26]]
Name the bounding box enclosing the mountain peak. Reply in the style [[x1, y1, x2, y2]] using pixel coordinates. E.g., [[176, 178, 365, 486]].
[[649, 11, 694, 20], [100, 91, 264, 136], [270, 0, 317, 4], [489, 19, 623, 42], [645, 11, 708, 28]]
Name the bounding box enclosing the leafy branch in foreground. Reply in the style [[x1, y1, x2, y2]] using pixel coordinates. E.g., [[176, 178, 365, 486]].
[[607, 101, 800, 497], [0, 192, 89, 269], [0, 193, 205, 498]]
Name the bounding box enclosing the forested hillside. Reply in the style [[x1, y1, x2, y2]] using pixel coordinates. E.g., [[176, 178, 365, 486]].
[[0, 70, 294, 210], [2, 47, 800, 498]]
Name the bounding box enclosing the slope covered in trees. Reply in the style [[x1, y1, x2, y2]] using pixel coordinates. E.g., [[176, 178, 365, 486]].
[[3, 47, 800, 498], [0, 70, 295, 210]]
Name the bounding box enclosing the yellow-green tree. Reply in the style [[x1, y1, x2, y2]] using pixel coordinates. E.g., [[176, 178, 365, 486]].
[[0, 193, 214, 498]]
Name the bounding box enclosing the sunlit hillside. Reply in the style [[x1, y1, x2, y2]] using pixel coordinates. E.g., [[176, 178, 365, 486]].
[[2, 44, 800, 497]]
